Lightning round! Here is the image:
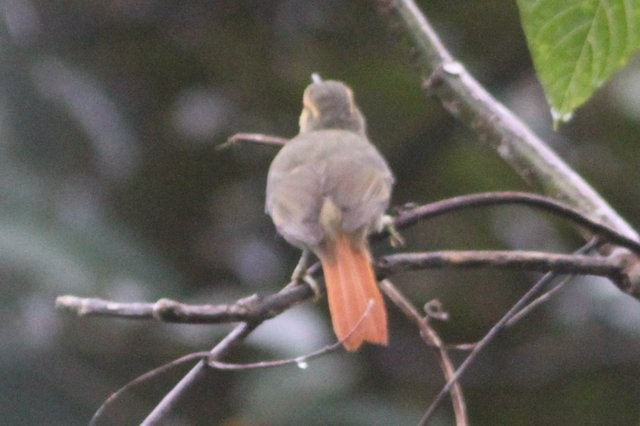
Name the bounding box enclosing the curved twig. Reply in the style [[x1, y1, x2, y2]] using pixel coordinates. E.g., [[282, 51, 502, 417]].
[[380, 279, 467, 426], [93, 298, 374, 425], [417, 240, 598, 424], [137, 262, 320, 425], [391, 192, 640, 254], [139, 322, 258, 426]]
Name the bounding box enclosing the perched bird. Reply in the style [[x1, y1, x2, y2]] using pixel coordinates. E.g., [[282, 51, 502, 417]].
[[266, 78, 394, 351]]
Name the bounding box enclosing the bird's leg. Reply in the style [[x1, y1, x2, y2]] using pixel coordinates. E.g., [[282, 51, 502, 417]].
[[286, 250, 322, 302], [291, 249, 311, 283], [381, 215, 406, 248]]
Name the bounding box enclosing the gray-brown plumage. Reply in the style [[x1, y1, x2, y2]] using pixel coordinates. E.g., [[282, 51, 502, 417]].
[[266, 80, 394, 351]]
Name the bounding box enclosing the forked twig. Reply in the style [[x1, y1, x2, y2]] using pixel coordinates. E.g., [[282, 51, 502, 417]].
[[380, 280, 467, 426], [417, 239, 599, 424], [392, 192, 640, 255], [505, 275, 573, 327], [136, 263, 319, 426], [139, 321, 258, 425], [92, 298, 375, 425]]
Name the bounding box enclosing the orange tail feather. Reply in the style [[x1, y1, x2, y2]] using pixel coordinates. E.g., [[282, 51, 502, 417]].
[[321, 233, 388, 351]]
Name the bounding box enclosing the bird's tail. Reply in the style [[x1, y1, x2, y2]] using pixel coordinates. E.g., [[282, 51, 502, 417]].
[[321, 233, 388, 351]]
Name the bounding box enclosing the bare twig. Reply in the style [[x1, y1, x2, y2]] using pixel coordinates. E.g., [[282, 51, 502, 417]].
[[391, 192, 640, 255], [92, 300, 376, 425], [57, 280, 316, 323], [138, 321, 259, 426], [137, 261, 321, 425], [505, 275, 571, 327], [216, 132, 289, 150], [417, 240, 597, 424], [58, 248, 626, 324], [90, 351, 213, 426], [58, 191, 635, 321], [378, 250, 625, 283], [57, 191, 638, 324], [504, 238, 600, 327], [380, 280, 467, 426], [56, 295, 158, 319]]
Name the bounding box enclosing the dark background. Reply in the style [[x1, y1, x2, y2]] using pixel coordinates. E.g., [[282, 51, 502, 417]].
[[2, 1, 640, 424]]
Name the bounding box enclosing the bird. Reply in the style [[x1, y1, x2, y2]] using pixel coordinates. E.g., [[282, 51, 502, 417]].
[[266, 77, 394, 351]]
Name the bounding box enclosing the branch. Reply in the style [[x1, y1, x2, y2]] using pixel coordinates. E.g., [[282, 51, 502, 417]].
[[137, 322, 258, 426], [387, 192, 640, 298], [138, 265, 319, 425], [56, 282, 315, 323], [58, 249, 627, 324], [378, 250, 624, 283], [417, 239, 597, 424], [374, 0, 638, 239], [91, 302, 377, 425], [380, 280, 467, 426], [391, 192, 640, 255]]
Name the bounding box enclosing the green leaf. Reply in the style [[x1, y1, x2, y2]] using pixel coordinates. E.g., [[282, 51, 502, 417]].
[[518, 0, 640, 126]]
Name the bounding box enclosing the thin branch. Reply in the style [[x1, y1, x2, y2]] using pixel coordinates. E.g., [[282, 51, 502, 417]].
[[141, 262, 320, 426], [57, 191, 635, 324], [504, 275, 572, 327], [139, 322, 258, 426], [391, 192, 640, 255], [56, 295, 157, 319], [417, 240, 596, 424], [418, 274, 554, 425], [93, 299, 376, 425], [505, 237, 600, 327], [90, 351, 212, 426], [137, 263, 320, 426], [374, 0, 638, 239], [380, 280, 467, 426], [201, 299, 374, 369], [58, 191, 639, 324], [378, 250, 625, 283], [58, 249, 626, 324], [216, 132, 288, 150], [56, 281, 315, 323]]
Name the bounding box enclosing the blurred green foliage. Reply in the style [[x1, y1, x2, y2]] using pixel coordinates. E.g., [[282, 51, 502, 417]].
[[1, 1, 640, 424]]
